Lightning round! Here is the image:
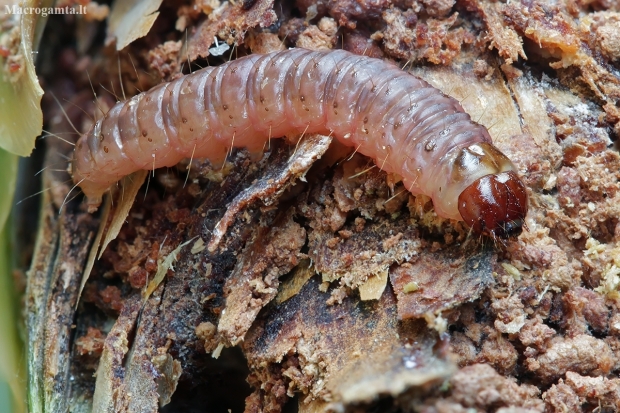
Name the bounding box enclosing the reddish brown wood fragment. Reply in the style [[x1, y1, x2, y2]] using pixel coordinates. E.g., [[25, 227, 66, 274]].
[[389, 245, 494, 320]]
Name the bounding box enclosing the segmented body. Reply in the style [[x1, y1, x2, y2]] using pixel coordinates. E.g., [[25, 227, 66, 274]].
[[72, 48, 527, 238]]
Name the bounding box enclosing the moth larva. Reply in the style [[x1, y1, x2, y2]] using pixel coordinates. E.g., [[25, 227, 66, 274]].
[[72, 48, 528, 239]]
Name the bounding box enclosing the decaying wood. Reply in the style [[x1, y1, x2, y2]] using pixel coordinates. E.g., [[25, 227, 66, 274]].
[[24, 0, 620, 412]]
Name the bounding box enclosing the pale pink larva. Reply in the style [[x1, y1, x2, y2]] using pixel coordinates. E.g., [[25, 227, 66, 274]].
[[72, 48, 528, 239]]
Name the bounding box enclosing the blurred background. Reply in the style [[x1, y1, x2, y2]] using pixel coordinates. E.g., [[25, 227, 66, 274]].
[[1, 0, 45, 411], [0, 148, 23, 413]]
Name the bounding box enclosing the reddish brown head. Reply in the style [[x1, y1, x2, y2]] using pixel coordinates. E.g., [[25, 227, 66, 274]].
[[458, 171, 528, 239]]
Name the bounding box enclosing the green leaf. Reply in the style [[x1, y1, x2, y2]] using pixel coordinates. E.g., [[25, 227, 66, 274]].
[[0, 148, 25, 413], [0, 1, 45, 156]]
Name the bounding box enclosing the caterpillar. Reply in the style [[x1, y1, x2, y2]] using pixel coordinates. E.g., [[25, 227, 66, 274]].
[[71, 48, 528, 239]]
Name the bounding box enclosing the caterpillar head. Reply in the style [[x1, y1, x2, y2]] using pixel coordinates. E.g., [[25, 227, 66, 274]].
[[457, 170, 528, 239]]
